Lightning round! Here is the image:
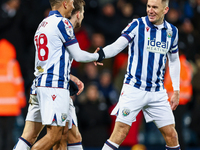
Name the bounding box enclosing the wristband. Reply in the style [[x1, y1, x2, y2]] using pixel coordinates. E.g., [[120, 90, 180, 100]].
[[97, 47, 105, 62]]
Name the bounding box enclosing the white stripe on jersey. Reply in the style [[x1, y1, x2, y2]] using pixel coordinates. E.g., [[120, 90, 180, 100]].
[[34, 11, 76, 89], [122, 16, 179, 92]]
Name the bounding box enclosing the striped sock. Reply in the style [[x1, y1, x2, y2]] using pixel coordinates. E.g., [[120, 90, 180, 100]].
[[67, 142, 83, 150], [102, 140, 119, 150], [13, 137, 32, 150], [166, 145, 181, 150]]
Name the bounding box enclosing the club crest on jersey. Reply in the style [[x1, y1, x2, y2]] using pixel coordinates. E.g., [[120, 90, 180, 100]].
[[66, 28, 73, 36], [146, 38, 169, 54], [167, 30, 173, 38], [65, 27, 75, 39], [61, 113, 67, 122], [122, 108, 130, 116]]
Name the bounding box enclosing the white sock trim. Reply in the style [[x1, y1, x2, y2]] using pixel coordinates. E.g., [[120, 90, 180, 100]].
[[107, 140, 119, 148], [166, 144, 180, 148]]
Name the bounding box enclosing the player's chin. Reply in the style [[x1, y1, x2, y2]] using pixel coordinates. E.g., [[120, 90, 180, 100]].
[[77, 23, 81, 28], [148, 15, 156, 22]]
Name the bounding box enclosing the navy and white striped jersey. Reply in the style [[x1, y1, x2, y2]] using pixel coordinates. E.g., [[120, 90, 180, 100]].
[[121, 16, 179, 92], [33, 10, 77, 89]]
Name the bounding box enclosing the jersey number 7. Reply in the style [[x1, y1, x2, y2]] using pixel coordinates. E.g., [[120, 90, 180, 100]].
[[34, 34, 49, 61]]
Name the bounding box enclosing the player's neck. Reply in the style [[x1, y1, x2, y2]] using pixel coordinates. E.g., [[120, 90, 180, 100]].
[[69, 16, 77, 29]]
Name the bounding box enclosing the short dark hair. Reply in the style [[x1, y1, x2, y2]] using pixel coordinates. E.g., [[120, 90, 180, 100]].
[[71, 0, 85, 15], [49, 0, 64, 8]]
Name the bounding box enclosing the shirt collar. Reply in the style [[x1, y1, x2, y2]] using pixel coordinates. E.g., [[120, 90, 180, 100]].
[[145, 16, 168, 29], [48, 10, 63, 17]]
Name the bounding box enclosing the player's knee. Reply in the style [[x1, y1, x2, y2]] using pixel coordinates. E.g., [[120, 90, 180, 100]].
[[119, 130, 129, 140], [67, 129, 82, 143], [51, 134, 62, 144], [165, 131, 178, 143], [162, 127, 178, 144], [47, 129, 63, 143], [75, 131, 82, 142], [118, 123, 130, 138]]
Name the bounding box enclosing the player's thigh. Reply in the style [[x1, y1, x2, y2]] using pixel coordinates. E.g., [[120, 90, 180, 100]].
[[143, 90, 175, 128], [113, 84, 147, 126], [37, 87, 70, 126], [21, 121, 44, 144], [46, 125, 64, 141]]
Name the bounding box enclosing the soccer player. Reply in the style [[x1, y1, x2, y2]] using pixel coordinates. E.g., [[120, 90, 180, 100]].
[[53, 0, 86, 149], [96, 0, 181, 149], [13, 0, 104, 150], [14, 74, 83, 150]]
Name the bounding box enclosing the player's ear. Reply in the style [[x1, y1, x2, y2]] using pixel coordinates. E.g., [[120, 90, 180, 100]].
[[63, 1, 68, 9], [76, 11, 80, 19], [164, 6, 169, 15]]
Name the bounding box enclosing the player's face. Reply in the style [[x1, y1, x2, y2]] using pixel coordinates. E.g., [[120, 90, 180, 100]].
[[146, 0, 169, 25], [65, 0, 74, 18]]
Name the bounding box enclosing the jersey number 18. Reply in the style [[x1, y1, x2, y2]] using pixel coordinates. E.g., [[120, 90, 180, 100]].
[[35, 34, 49, 61]]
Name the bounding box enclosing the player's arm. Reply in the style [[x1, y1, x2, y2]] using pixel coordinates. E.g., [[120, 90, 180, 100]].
[[99, 19, 138, 59], [70, 74, 84, 95], [167, 51, 180, 110], [94, 36, 129, 66], [67, 43, 105, 63], [102, 36, 129, 58]]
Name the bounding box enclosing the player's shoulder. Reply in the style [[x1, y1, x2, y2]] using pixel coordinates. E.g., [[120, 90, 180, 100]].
[[164, 20, 178, 31], [127, 16, 148, 27], [130, 18, 140, 25], [61, 18, 73, 29], [125, 18, 140, 29]]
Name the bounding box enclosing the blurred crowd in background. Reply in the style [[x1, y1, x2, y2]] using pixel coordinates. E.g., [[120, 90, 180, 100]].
[[0, 0, 200, 149]]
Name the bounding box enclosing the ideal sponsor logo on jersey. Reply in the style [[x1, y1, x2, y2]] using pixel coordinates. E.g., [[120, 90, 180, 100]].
[[146, 38, 169, 54]]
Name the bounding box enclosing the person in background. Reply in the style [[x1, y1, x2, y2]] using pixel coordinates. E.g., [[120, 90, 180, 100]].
[[77, 82, 111, 147], [0, 39, 26, 150], [190, 52, 200, 146], [98, 69, 119, 107]]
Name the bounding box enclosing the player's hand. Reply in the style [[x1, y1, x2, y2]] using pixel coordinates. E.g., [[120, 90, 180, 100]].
[[75, 80, 84, 95], [94, 47, 103, 66], [70, 74, 84, 95], [170, 90, 180, 110]]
